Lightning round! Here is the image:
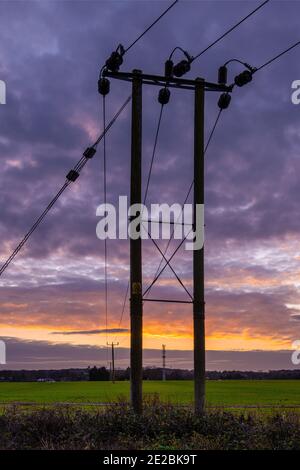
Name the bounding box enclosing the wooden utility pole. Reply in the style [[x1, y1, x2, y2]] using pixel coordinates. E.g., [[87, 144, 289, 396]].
[[130, 69, 143, 414], [162, 344, 166, 381], [107, 342, 119, 382], [103, 69, 229, 414], [193, 78, 205, 414]]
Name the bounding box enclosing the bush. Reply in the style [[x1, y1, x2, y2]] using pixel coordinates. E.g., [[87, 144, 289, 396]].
[[0, 400, 300, 450]]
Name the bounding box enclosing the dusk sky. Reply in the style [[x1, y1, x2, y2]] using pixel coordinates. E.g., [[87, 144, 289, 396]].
[[1, 0, 300, 370]]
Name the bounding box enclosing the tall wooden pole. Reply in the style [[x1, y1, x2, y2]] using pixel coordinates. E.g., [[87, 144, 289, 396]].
[[193, 78, 205, 414], [107, 342, 119, 383], [162, 344, 166, 381], [130, 69, 143, 414]]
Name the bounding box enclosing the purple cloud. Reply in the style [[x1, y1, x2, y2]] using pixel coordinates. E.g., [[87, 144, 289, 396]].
[[0, 1, 300, 367]]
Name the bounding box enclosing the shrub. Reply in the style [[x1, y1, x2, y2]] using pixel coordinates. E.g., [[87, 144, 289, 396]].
[[0, 400, 300, 450]]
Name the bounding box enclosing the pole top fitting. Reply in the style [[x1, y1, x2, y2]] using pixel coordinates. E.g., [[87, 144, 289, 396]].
[[132, 69, 142, 75], [194, 77, 205, 86]]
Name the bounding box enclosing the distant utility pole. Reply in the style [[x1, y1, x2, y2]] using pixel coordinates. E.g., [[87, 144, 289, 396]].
[[104, 68, 229, 414], [107, 342, 119, 383], [162, 344, 166, 381]]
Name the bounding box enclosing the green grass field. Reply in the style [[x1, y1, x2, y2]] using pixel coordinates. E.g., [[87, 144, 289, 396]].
[[0, 380, 300, 407]]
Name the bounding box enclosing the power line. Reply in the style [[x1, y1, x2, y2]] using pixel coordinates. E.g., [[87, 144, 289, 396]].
[[113, 101, 167, 343], [144, 107, 223, 298], [151, 0, 266, 294], [143, 104, 164, 206], [191, 0, 270, 63], [102, 2, 179, 78], [169, 46, 188, 60], [98, 6, 298, 412], [168, 0, 270, 78], [204, 108, 223, 153], [125, 26, 300, 363], [112, 281, 129, 344], [0, 96, 132, 278], [256, 39, 300, 72], [124, 0, 179, 54], [143, 22, 299, 331], [0, 181, 70, 277], [94, 96, 132, 147]]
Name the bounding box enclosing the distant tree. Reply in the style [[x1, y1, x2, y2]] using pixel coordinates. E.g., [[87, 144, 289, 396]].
[[1, 367, 300, 382], [89, 366, 110, 381]]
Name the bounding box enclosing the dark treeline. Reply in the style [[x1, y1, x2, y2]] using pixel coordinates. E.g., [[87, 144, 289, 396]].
[[1, 367, 300, 382]]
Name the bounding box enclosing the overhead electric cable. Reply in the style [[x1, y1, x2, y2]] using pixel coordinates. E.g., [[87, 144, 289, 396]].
[[255, 39, 300, 71], [191, 0, 270, 63], [168, 0, 270, 78], [114, 101, 167, 341], [144, 107, 223, 298], [143, 104, 164, 206], [0, 95, 132, 277], [124, 0, 179, 54]]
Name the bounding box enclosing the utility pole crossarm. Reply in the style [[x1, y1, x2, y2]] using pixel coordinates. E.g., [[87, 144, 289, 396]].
[[103, 70, 231, 93]]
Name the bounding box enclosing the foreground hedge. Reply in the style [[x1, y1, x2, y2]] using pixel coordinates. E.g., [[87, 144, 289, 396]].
[[0, 400, 300, 450]]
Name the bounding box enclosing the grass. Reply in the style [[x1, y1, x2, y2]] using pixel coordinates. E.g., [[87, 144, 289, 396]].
[[0, 380, 300, 407], [1, 381, 300, 449]]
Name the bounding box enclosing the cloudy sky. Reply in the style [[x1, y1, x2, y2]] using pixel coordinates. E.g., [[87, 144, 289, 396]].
[[0, 0, 300, 370]]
